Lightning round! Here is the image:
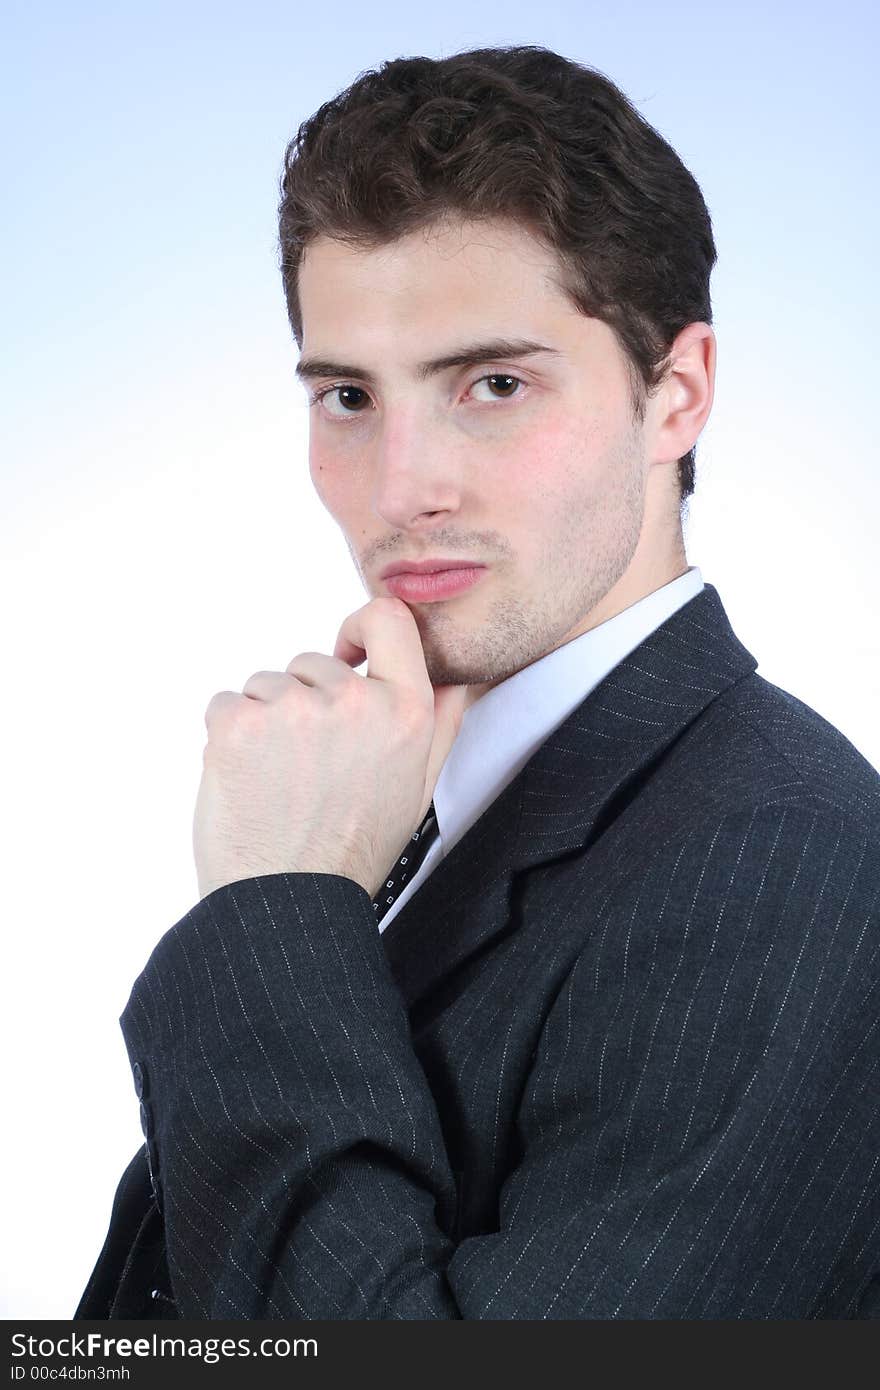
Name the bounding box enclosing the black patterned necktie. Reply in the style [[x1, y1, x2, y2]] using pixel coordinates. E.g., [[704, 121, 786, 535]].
[[371, 801, 440, 926]]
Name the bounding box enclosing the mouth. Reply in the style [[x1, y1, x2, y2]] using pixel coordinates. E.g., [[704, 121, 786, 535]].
[[382, 565, 488, 603], [378, 558, 485, 579]]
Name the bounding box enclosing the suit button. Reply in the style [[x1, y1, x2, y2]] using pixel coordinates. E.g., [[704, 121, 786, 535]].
[[132, 1062, 144, 1098], [139, 1101, 150, 1139]]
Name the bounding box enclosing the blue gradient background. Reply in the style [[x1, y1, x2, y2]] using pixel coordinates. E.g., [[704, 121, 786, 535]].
[[2, 0, 877, 1317]]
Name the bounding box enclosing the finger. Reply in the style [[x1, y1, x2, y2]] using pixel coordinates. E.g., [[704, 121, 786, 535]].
[[240, 671, 294, 700], [239, 658, 351, 702], [204, 689, 247, 728], [280, 653, 353, 691], [333, 595, 431, 699], [421, 682, 470, 815]]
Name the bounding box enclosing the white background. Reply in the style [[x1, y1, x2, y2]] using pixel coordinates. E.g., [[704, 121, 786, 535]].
[[2, 0, 877, 1317]]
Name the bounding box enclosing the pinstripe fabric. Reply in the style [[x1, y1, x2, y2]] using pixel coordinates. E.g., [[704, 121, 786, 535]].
[[75, 583, 880, 1319]]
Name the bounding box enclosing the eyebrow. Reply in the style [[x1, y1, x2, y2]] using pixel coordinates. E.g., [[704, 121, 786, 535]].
[[294, 337, 563, 386]]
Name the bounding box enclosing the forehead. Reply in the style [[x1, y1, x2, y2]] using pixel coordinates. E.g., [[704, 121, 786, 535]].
[[297, 216, 576, 340]]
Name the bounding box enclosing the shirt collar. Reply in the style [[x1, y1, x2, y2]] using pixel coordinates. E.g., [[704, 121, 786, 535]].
[[432, 566, 705, 857]]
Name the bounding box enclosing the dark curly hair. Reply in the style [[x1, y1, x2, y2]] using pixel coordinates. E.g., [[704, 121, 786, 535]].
[[278, 44, 717, 508]]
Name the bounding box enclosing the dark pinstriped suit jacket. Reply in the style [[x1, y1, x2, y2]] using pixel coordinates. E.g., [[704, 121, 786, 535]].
[[76, 582, 880, 1319]]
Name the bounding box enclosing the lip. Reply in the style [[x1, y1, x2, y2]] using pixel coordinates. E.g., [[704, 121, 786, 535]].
[[379, 558, 485, 579], [384, 566, 487, 603]]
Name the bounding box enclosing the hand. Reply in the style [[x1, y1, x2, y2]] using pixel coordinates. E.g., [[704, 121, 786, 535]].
[[192, 595, 469, 902]]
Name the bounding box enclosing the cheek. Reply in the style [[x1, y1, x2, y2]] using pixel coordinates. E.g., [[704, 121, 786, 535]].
[[509, 422, 589, 513], [309, 446, 352, 518], [308, 439, 328, 489]]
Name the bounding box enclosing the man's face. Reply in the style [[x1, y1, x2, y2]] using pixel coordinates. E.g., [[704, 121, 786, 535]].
[[297, 215, 679, 705]]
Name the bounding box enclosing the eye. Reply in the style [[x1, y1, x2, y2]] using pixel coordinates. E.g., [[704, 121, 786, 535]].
[[469, 373, 524, 402], [307, 371, 527, 419], [308, 384, 372, 417]]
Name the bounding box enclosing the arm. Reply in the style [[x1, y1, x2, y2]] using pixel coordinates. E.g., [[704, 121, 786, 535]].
[[123, 806, 880, 1318]]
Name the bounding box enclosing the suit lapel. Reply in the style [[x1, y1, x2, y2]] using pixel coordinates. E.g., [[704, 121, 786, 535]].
[[380, 583, 758, 1009]]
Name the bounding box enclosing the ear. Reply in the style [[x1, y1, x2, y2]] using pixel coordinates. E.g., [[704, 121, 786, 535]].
[[648, 323, 716, 466]]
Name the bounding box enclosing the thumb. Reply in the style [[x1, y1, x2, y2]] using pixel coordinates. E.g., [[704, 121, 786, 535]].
[[420, 683, 469, 821]]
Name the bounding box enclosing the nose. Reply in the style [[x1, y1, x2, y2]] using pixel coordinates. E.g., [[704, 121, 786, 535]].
[[371, 404, 463, 529]]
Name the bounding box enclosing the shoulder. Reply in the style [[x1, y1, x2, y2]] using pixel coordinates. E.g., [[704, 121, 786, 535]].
[[569, 801, 880, 1046], [622, 801, 879, 951], [707, 673, 880, 841]]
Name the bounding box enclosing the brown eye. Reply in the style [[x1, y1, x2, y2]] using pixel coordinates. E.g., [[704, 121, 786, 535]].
[[335, 386, 370, 411], [311, 372, 526, 418], [314, 385, 372, 415], [470, 373, 524, 402], [490, 375, 519, 395]]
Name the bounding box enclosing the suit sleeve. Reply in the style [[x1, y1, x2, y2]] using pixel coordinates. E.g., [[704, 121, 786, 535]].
[[121, 805, 880, 1318]]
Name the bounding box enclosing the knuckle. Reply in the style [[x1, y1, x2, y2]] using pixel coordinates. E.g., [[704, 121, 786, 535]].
[[205, 691, 251, 737], [204, 692, 226, 724]]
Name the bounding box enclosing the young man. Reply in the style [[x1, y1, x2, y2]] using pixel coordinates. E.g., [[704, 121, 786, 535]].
[[77, 45, 880, 1320]]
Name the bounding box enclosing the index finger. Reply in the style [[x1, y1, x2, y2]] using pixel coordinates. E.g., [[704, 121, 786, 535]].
[[332, 595, 431, 696]]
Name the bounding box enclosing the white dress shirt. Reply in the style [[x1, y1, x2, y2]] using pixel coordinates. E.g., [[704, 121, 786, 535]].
[[377, 565, 705, 933]]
